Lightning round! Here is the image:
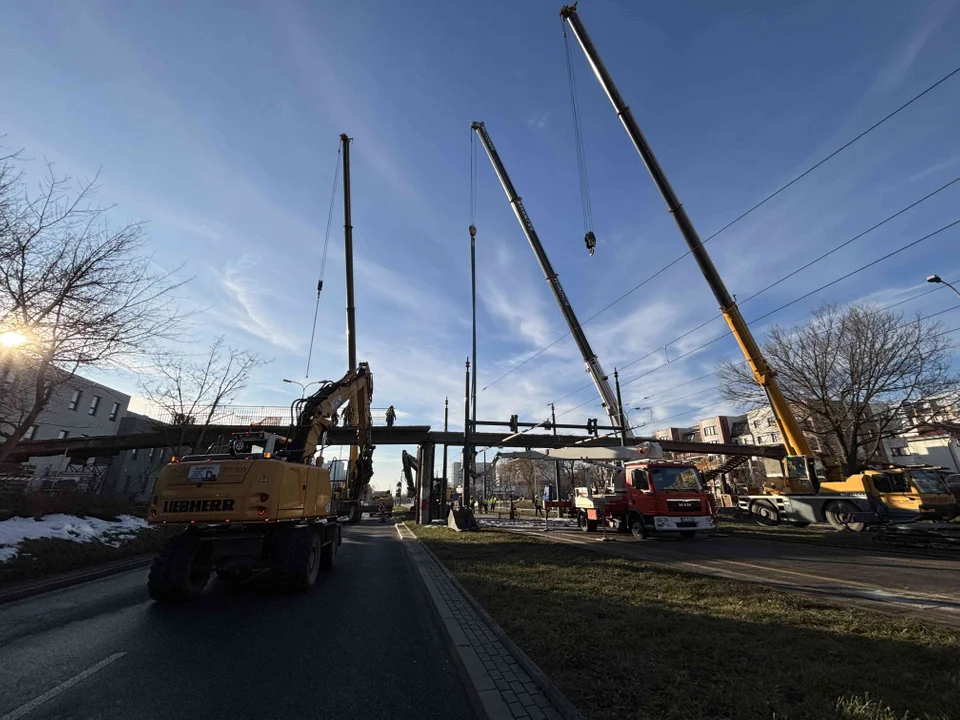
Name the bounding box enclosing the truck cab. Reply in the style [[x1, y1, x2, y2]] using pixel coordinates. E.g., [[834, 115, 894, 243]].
[[820, 468, 957, 523]]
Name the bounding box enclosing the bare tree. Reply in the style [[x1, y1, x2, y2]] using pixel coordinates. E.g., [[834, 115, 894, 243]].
[[139, 336, 268, 456], [0, 154, 185, 463], [716, 302, 959, 475]]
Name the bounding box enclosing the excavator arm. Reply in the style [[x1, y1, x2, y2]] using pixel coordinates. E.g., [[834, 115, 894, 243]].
[[286, 362, 374, 472]]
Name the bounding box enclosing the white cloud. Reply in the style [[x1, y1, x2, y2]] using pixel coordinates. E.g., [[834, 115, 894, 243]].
[[527, 112, 549, 130], [870, 0, 952, 95], [212, 259, 301, 351]]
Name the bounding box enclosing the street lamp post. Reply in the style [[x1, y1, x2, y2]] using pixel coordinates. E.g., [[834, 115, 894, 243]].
[[927, 274, 960, 298], [282, 378, 322, 398]]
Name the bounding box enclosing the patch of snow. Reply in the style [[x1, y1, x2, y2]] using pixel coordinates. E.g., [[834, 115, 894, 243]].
[[0, 514, 150, 563]]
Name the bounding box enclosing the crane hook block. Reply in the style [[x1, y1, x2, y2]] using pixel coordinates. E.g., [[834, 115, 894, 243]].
[[584, 231, 596, 256], [469, 224, 477, 238]]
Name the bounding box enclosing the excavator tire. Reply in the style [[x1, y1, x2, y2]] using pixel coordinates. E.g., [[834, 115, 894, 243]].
[[148, 533, 210, 603], [319, 528, 338, 570], [279, 529, 322, 592], [825, 501, 866, 533]]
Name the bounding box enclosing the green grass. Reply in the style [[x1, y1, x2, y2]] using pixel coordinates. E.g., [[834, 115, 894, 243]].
[[410, 524, 960, 720], [0, 526, 178, 586]]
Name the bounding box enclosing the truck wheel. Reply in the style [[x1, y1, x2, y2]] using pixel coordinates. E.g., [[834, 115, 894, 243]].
[[825, 501, 866, 532], [148, 534, 210, 602], [578, 512, 589, 532], [678, 530, 697, 539], [320, 528, 338, 570], [629, 515, 648, 540], [280, 530, 322, 591], [751, 499, 780, 526]]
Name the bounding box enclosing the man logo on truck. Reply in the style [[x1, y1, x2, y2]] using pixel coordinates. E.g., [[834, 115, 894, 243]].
[[162, 499, 235, 513]]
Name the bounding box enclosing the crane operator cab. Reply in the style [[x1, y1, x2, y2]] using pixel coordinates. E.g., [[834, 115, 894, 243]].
[[764, 455, 820, 495]]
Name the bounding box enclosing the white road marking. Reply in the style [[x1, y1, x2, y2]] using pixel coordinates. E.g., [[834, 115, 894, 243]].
[[1, 652, 126, 720]]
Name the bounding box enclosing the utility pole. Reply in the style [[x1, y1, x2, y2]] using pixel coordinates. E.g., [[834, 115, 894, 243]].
[[614, 368, 626, 446], [551, 403, 561, 501], [340, 133, 357, 372], [442, 397, 449, 517], [470, 224, 478, 446], [463, 359, 471, 508]]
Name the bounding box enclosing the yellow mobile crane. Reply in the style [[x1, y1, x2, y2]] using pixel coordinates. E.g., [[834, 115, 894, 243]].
[[146, 134, 375, 600], [557, 4, 949, 531]]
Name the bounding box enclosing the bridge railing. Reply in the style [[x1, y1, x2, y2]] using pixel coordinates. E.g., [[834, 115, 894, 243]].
[[144, 406, 393, 428]]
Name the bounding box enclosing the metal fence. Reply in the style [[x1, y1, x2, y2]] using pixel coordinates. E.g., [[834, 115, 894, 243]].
[[145, 406, 393, 427]]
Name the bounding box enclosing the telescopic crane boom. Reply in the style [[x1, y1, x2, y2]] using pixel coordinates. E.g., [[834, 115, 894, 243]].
[[470, 121, 632, 437], [558, 6, 815, 489]]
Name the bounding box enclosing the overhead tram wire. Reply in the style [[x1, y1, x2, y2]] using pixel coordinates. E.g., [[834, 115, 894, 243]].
[[561, 315, 960, 429], [545, 180, 960, 407], [559, 285, 960, 419], [616, 217, 960, 391], [306, 142, 343, 378], [552, 213, 960, 417], [480, 63, 960, 393]]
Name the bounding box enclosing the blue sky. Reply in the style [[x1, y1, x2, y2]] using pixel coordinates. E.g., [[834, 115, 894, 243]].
[[3, 0, 959, 489]]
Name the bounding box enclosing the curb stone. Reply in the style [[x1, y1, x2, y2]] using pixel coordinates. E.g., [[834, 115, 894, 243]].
[[396, 523, 582, 720]]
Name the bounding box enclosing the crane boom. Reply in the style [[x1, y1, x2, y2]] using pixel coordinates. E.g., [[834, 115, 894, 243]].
[[470, 121, 631, 437], [559, 7, 815, 486]]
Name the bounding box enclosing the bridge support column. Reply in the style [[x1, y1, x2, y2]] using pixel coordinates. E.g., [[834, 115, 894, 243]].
[[417, 442, 435, 525]]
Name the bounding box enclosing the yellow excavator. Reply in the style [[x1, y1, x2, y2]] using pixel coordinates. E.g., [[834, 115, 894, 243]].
[[146, 133, 376, 600]]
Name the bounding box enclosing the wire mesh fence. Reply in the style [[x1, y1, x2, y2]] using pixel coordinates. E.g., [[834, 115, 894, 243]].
[[144, 406, 393, 428]]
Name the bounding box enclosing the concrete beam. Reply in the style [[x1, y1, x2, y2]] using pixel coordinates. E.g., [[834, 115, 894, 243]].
[[7, 424, 784, 462]]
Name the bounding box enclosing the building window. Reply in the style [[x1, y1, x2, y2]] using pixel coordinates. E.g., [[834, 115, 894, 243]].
[[131, 448, 138, 458], [68, 390, 82, 411], [109, 402, 120, 421], [766, 418, 776, 427], [24, 425, 39, 440], [771, 433, 781, 444], [891, 447, 910, 457], [88, 395, 101, 416], [752, 420, 760, 429], [149, 448, 156, 460], [703, 426, 717, 437], [57, 430, 70, 439]]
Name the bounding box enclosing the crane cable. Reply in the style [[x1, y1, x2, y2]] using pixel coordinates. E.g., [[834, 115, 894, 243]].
[[563, 20, 596, 256], [306, 143, 343, 377]]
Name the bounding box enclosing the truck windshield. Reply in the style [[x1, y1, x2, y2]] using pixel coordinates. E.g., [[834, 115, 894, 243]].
[[650, 467, 702, 492], [906, 469, 947, 495]]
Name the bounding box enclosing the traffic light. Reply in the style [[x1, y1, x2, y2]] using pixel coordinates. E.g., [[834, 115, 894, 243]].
[[587, 418, 598, 436], [509, 414, 519, 433]]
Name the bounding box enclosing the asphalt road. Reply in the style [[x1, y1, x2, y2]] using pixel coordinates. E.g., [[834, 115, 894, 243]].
[[503, 523, 960, 628], [0, 522, 473, 720]]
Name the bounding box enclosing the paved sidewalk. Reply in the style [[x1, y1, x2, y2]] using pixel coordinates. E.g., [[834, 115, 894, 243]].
[[396, 523, 579, 720]]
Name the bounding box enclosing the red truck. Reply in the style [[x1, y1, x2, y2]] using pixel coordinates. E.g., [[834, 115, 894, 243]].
[[499, 444, 714, 538], [574, 458, 714, 538]]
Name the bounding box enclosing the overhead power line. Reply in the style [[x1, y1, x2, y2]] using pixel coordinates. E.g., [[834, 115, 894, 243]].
[[548, 185, 960, 407], [480, 64, 960, 393], [552, 222, 960, 417]]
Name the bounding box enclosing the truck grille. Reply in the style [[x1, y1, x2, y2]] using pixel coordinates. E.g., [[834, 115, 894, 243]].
[[667, 499, 702, 512]]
